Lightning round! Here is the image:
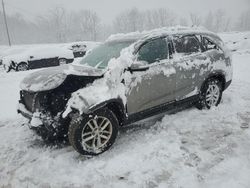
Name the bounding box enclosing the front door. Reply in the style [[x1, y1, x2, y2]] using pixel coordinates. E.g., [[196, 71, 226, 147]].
[[126, 37, 176, 115]]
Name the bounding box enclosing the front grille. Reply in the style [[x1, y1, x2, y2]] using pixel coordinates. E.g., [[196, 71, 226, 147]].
[[21, 91, 36, 112]]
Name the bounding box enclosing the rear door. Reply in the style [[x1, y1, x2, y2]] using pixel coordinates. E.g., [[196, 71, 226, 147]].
[[202, 36, 226, 62], [126, 37, 176, 115], [172, 34, 208, 100]]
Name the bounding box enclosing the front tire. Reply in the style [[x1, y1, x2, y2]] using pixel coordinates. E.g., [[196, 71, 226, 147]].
[[68, 108, 119, 156], [196, 78, 223, 109]]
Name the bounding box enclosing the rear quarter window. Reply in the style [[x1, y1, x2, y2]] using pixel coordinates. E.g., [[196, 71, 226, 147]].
[[202, 36, 222, 52]]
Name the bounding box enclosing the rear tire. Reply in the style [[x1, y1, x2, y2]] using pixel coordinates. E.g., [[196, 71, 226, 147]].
[[68, 108, 119, 156], [196, 78, 223, 110], [16, 62, 28, 72]]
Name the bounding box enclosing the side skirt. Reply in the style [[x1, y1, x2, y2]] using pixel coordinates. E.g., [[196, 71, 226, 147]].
[[124, 95, 199, 125]]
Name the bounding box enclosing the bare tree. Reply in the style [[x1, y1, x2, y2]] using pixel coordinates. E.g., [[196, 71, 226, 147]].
[[78, 10, 100, 41], [236, 9, 250, 31], [49, 7, 68, 42], [113, 8, 142, 33], [204, 11, 214, 31], [213, 9, 231, 32], [179, 17, 188, 26], [155, 8, 176, 27], [190, 13, 202, 26], [113, 8, 176, 33]]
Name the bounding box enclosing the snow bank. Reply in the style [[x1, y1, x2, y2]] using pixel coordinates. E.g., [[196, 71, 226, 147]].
[[220, 31, 250, 53]]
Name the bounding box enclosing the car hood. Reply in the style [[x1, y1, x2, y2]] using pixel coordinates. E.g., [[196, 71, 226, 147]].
[[20, 64, 105, 92]]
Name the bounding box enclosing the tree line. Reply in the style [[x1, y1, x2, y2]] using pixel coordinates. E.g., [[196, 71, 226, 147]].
[[1, 7, 250, 45]]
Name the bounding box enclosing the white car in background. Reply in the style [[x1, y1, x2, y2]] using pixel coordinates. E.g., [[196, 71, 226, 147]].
[[62, 41, 101, 58], [2, 46, 74, 72]]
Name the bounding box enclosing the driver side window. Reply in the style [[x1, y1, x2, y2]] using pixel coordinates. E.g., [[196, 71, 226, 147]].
[[137, 37, 169, 64]]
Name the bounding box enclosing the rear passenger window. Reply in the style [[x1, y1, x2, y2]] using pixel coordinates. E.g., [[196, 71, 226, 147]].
[[137, 37, 168, 64], [202, 37, 219, 51], [173, 35, 201, 54]]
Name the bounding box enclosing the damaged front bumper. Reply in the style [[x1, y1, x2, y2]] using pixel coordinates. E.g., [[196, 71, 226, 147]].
[[17, 102, 68, 140], [17, 102, 33, 120]]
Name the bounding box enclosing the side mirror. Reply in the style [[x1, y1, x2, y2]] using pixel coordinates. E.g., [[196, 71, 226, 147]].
[[129, 61, 149, 72]]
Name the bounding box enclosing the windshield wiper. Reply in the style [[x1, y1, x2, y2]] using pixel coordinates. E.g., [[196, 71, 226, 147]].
[[94, 61, 104, 69]]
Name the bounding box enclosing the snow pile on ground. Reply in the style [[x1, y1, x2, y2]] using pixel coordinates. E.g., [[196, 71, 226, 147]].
[[220, 31, 250, 53], [0, 32, 250, 187]]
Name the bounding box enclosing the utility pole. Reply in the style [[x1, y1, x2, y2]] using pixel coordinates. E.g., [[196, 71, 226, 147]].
[[1, 0, 11, 46]]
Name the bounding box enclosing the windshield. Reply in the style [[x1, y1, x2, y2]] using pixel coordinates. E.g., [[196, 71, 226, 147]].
[[79, 41, 134, 69]]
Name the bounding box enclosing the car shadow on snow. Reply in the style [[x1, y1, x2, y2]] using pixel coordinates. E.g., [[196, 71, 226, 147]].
[[27, 106, 195, 160], [24, 104, 211, 165]]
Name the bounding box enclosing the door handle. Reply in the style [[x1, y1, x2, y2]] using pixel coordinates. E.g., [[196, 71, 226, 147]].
[[196, 56, 207, 60], [189, 56, 207, 62]]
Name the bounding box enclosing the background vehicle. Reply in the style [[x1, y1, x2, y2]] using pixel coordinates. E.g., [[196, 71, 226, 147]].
[[70, 43, 87, 58], [17, 27, 232, 156], [2, 46, 74, 72], [0, 47, 27, 68], [62, 42, 100, 58]]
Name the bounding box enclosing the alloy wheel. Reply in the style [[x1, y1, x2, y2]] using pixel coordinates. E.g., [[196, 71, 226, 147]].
[[81, 116, 113, 152], [17, 63, 28, 71], [205, 83, 220, 107]]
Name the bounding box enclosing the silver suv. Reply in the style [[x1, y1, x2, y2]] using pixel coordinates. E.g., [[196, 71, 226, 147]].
[[18, 27, 232, 155]]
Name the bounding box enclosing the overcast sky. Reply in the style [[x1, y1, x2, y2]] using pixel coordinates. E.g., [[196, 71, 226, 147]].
[[4, 0, 250, 23]]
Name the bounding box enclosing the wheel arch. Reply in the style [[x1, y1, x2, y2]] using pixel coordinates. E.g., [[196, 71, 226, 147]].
[[64, 98, 127, 127], [201, 71, 226, 92], [16, 61, 29, 71], [88, 98, 127, 126]]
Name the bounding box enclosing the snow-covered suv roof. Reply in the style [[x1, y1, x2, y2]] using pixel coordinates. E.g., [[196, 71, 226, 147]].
[[107, 26, 221, 43]]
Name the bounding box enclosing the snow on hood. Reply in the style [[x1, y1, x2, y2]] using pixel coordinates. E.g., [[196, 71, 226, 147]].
[[20, 64, 104, 92]]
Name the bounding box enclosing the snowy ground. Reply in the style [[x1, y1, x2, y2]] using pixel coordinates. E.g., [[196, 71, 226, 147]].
[[0, 33, 250, 188]]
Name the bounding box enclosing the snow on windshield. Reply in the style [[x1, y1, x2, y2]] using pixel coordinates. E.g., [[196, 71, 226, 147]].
[[79, 41, 135, 69]]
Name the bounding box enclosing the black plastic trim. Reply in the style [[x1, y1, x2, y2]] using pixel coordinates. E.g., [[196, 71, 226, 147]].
[[224, 80, 232, 91], [124, 95, 199, 125]]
